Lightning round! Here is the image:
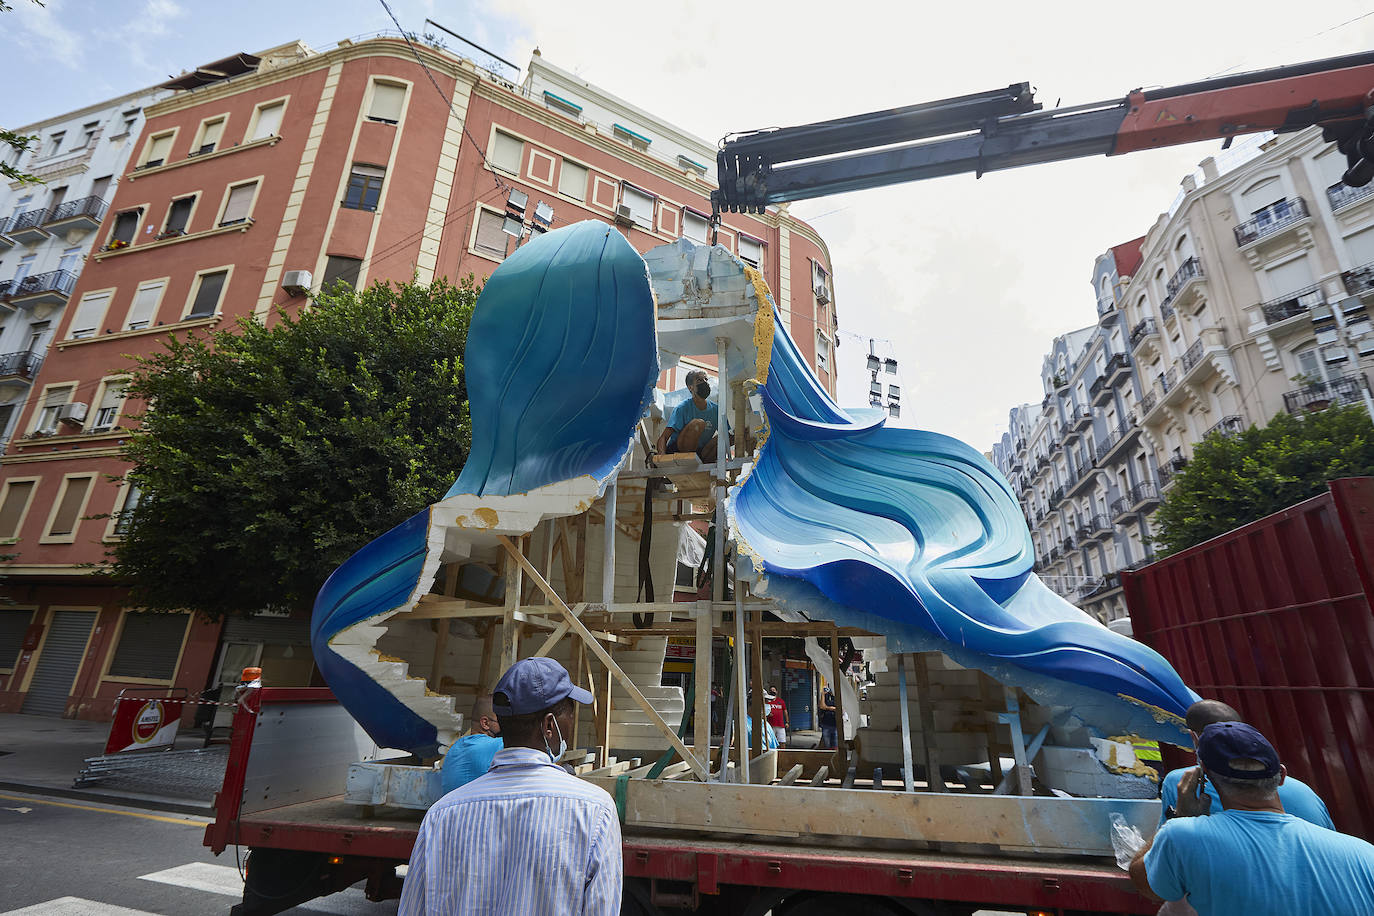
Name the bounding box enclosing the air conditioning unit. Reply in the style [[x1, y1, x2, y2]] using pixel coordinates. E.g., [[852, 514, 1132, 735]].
[[614, 204, 635, 226], [282, 270, 312, 297], [814, 283, 831, 304], [57, 402, 88, 425]]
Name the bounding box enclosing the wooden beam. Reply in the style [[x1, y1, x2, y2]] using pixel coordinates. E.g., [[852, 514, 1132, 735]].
[[497, 535, 709, 781], [913, 653, 945, 791], [777, 764, 804, 786], [478, 624, 497, 692], [694, 601, 712, 767], [896, 654, 915, 794], [428, 617, 449, 692], [750, 609, 765, 759], [809, 765, 830, 787], [829, 632, 846, 750], [500, 546, 522, 674], [732, 580, 749, 784]]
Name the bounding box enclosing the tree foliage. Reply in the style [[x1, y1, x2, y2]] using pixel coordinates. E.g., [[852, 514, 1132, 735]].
[[110, 276, 480, 619], [1152, 404, 1374, 556], [1, 127, 42, 186]]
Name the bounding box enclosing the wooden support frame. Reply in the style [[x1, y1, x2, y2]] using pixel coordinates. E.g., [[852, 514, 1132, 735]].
[[912, 653, 945, 791], [694, 600, 712, 766], [749, 609, 766, 759], [497, 535, 709, 781], [896, 655, 916, 793]]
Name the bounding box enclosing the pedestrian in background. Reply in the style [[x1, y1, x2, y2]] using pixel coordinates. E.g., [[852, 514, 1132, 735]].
[[818, 682, 837, 749], [439, 693, 503, 794], [764, 685, 788, 747], [400, 657, 621, 915]]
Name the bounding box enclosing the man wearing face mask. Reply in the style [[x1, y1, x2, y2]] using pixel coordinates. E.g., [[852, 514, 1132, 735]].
[[400, 658, 621, 915], [656, 368, 727, 462]]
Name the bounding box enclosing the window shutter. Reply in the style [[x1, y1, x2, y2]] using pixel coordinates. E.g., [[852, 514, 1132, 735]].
[[147, 134, 172, 164], [98, 382, 127, 412], [68, 293, 111, 338], [558, 161, 587, 201], [621, 184, 655, 226], [1265, 256, 1314, 298], [166, 197, 194, 233], [739, 234, 763, 266], [491, 131, 523, 173], [0, 482, 34, 540], [369, 84, 406, 122], [126, 283, 163, 329], [252, 102, 284, 140], [49, 477, 92, 537], [682, 210, 709, 244], [189, 271, 227, 317], [202, 119, 224, 148], [475, 210, 507, 258], [221, 183, 256, 224], [106, 613, 189, 680]]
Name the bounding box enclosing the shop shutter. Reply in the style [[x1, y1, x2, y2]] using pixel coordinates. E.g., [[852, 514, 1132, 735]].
[[106, 612, 189, 680], [0, 608, 33, 669], [21, 610, 96, 716], [221, 614, 311, 646]]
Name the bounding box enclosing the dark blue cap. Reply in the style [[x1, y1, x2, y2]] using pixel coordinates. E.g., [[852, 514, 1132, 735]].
[[1198, 721, 1281, 780], [492, 657, 593, 716]]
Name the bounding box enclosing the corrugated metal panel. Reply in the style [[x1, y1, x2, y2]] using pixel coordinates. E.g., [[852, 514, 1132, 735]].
[[106, 613, 188, 680], [221, 614, 311, 646], [0, 608, 34, 670], [1123, 477, 1374, 841], [21, 610, 96, 716]]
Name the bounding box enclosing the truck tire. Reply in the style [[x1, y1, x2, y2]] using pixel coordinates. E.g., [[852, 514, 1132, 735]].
[[776, 894, 959, 916]]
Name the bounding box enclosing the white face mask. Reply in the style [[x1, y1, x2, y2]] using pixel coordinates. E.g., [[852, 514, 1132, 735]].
[[544, 716, 567, 764]]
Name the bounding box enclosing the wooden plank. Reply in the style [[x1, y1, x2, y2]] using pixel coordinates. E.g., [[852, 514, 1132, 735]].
[[750, 608, 765, 759], [913, 653, 945, 791], [497, 535, 709, 781], [478, 624, 497, 692], [732, 581, 749, 784], [428, 617, 449, 691], [829, 632, 846, 750], [896, 655, 915, 793], [694, 602, 712, 766], [842, 766, 856, 789], [585, 758, 639, 778], [777, 764, 804, 786], [809, 765, 830, 787], [500, 547, 522, 673]]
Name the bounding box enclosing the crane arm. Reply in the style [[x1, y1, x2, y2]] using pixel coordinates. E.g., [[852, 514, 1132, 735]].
[[714, 50, 1374, 213]]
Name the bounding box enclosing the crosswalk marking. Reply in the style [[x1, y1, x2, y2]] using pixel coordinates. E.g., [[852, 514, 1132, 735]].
[[137, 861, 379, 913], [2, 899, 161, 916]]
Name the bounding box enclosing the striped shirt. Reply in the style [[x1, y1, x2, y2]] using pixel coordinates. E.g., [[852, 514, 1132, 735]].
[[399, 746, 622, 915]]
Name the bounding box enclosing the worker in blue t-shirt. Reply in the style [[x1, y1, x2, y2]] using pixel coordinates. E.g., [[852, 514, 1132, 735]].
[[656, 369, 728, 462], [439, 693, 503, 794], [1129, 722, 1374, 916], [1158, 700, 1333, 830]]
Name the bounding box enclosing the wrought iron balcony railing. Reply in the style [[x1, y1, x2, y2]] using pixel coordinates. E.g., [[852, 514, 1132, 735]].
[[0, 350, 43, 380], [1283, 374, 1369, 415], [1129, 318, 1157, 349], [1234, 197, 1309, 247], [1327, 180, 1374, 212], [1162, 256, 1203, 308], [1261, 281, 1325, 324]]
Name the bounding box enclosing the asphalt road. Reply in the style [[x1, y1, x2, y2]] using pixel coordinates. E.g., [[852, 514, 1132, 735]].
[[0, 789, 399, 915]]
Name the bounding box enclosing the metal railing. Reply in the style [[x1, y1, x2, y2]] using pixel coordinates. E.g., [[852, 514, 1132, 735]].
[[1162, 256, 1204, 308], [1343, 261, 1374, 297], [1103, 351, 1131, 378], [1181, 338, 1205, 372], [1161, 302, 1176, 324], [1164, 367, 1178, 392], [2, 268, 77, 301], [43, 195, 107, 226], [1087, 514, 1111, 536], [1109, 496, 1130, 518], [1141, 391, 1158, 415], [1130, 481, 1160, 508], [1205, 415, 1244, 439], [1097, 294, 1117, 316], [1096, 417, 1138, 457], [1130, 318, 1157, 350], [1327, 180, 1374, 212], [1158, 456, 1188, 487], [0, 350, 43, 380], [1234, 197, 1308, 247], [7, 208, 48, 233], [1261, 282, 1326, 324], [1282, 373, 1370, 414], [1051, 485, 1065, 504]]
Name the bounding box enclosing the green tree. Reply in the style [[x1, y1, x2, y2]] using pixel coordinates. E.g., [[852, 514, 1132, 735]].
[[1152, 404, 1374, 556], [109, 276, 480, 620], [1, 127, 42, 186]]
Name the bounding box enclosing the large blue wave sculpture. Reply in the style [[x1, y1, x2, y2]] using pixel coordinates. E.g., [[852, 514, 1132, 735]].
[[732, 299, 1199, 743], [312, 221, 658, 754]]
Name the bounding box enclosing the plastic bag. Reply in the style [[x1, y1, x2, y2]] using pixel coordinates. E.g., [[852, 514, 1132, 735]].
[[1109, 812, 1146, 871]]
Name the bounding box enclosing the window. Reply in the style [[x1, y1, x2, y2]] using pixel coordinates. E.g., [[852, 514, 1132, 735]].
[[187, 270, 228, 318], [68, 292, 111, 339], [322, 256, 362, 291], [473, 209, 508, 260], [10, 195, 32, 221], [46, 475, 93, 538], [141, 131, 173, 168], [78, 121, 99, 149], [106, 612, 188, 681], [816, 334, 830, 373], [620, 183, 654, 227], [738, 234, 763, 267], [118, 109, 139, 137], [113, 481, 143, 537], [90, 175, 112, 202], [0, 608, 32, 670], [342, 165, 385, 211], [125, 281, 164, 330], [56, 246, 81, 274], [613, 123, 651, 152], [25, 322, 49, 353], [682, 209, 709, 244], [249, 100, 285, 141], [195, 117, 225, 155], [542, 90, 582, 118], [90, 381, 128, 431], [0, 480, 36, 540], [558, 160, 587, 201], [108, 209, 140, 247], [163, 196, 194, 236], [677, 155, 708, 176], [48, 185, 68, 212], [45, 132, 64, 157], [220, 182, 257, 226], [368, 83, 406, 124], [490, 131, 523, 174]]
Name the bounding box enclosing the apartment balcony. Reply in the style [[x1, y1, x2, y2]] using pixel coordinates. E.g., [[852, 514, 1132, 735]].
[[1204, 415, 1245, 440], [1327, 179, 1374, 212], [0, 224, 14, 251], [7, 208, 50, 244], [1260, 282, 1325, 325], [1102, 351, 1132, 387], [2, 269, 78, 309], [1109, 496, 1132, 522], [1129, 318, 1159, 353], [1343, 261, 1374, 298], [1067, 457, 1098, 499], [43, 195, 108, 234], [1050, 484, 1065, 505], [1140, 390, 1158, 417], [1010, 452, 1024, 473], [1158, 456, 1188, 489], [1180, 339, 1205, 373], [1124, 552, 1157, 572], [1283, 373, 1369, 415], [1086, 514, 1112, 540], [1061, 535, 1076, 554], [0, 350, 43, 384], [1096, 416, 1140, 466], [1161, 302, 1177, 325], [1069, 404, 1093, 432], [1074, 521, 1094, 542], [1161, 256, 1205, 313], [1097, 293, 1119, 324], [1088, 372, 1112, 407], [1048, 439, 1062, 455], [1233, 197, 1309, 248], [1129, 481, 1162, 512]]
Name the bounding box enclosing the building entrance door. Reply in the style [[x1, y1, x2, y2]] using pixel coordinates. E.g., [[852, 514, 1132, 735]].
[[21, 610, 96, 716]]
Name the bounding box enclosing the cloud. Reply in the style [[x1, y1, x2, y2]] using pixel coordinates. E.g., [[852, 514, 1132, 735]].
[[112, 0, 187, 71], [6, 0, 83, 69]]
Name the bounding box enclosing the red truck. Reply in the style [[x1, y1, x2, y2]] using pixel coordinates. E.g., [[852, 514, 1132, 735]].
[[203, 686, 1155, 916]]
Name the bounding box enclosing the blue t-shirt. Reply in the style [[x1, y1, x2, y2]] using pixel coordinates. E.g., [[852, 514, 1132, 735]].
[[440, 734, 503, 794], [1159, 767, 1334, 829], [667, 397, 728, 435], [1144, 809, 1374, 915]]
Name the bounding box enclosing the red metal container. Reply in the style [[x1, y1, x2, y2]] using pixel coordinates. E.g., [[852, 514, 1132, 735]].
[[1123, 477, 1374, 840]]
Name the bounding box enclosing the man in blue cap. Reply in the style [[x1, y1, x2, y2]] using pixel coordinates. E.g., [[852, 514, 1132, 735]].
[[400, 657, 621, 915], [1129, 721, 1374, 915]]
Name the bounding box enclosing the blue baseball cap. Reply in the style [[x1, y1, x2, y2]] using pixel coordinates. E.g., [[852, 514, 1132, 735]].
[[492, 657, 593, 716], [1198, 721, 1281, 780]]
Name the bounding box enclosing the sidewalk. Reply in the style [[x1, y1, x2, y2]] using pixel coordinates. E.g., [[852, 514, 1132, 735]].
[[0, 712, 219, 815]]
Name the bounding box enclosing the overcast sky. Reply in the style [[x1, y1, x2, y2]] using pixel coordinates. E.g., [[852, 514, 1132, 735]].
[[5, 0, 1373, 451]]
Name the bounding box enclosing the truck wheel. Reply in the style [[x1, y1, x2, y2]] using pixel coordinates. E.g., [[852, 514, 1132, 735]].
[[777, 894, 952, 916]]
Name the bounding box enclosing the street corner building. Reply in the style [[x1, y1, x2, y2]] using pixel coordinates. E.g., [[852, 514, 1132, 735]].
[[0, 37, 838, 721]]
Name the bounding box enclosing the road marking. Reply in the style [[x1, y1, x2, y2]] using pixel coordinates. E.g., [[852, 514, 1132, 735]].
[[1, 805, 33, 813], [1, 898, 161, 915], [138, 862, 376, 914], [0, 792, 206, 826]]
